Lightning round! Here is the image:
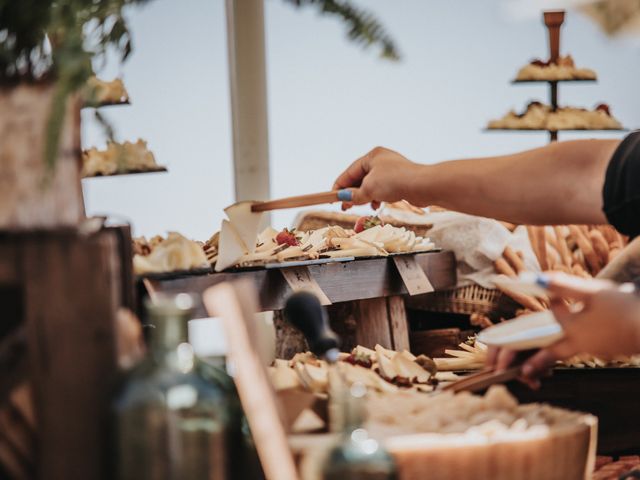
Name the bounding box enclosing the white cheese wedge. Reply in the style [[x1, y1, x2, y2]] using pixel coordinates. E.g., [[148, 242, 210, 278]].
[[214, 219, 247, 272], [291, 408, 325, 433], [391, 354, 430, 384], [375, 344, 397, 360], [268, 365, 301, 391], [375, 345, 398, 380], [353, 225, 383, 242], [224, 201, 264, 253]]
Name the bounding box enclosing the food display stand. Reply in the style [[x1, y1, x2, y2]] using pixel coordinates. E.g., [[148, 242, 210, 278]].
[[2, 5, 639, 480], [140, 251, 456, 357]]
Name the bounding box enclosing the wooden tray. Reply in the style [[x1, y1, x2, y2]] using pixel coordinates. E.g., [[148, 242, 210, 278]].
[[82, 166, 167, 178], [141, 250, 456, 315], [484, 128, 629, 133], [510, 78, 597, 84], [507, 367, 640, 455]]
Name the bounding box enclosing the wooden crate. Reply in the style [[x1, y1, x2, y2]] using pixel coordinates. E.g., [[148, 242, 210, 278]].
[[0, 227, 133, 479]]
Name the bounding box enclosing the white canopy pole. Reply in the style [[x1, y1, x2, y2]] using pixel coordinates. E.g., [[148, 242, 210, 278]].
[[225, 0, 271, 208]]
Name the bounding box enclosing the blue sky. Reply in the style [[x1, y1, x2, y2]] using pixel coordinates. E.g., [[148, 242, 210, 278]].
[[81, 0, 640, 240]]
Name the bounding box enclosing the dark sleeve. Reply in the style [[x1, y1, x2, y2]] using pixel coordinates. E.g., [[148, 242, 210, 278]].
[[602, 131, 640, 238]]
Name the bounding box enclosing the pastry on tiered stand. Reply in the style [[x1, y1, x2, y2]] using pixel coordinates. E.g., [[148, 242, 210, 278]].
[[515, 55, 596, 81], [488, 101, 622, 130], [82, 139, 162, 177], [83, 76, 130, 106]]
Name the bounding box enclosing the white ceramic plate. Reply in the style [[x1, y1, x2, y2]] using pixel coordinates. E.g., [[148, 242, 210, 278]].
[[477, 310, 563, 350]]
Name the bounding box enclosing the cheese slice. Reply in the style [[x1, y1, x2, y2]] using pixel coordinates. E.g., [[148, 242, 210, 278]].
[[291, 408, 325, 433], [375, 345, 398, 380], [392, 354, 430, 384], [214, 219, 247, 272], [224, 201, 264, 253]]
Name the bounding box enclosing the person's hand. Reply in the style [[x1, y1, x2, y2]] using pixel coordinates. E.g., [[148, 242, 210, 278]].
[[333, 147, 425, 210], [487, 273, 640, 387]]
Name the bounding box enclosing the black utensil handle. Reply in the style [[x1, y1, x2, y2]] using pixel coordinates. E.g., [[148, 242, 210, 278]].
[[283, 291, 339, 357]]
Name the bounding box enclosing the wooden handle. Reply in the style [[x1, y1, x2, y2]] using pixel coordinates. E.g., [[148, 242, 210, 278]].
[[203, 281, 299, 480], [251, 189, 352, 212], [442, 366, 521, 394], [544, 10, 565, 63]]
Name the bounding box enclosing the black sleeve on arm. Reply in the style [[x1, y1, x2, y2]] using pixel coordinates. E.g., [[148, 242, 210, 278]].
[[603, 131, 640, 238]]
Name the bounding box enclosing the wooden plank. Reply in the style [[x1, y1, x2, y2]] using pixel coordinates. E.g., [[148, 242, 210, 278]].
[[152, 251, 456, 315], [22, 231, 120, 480], [387, 296, 409, 351], [203, 281, 298, 480], [354, 298, 392, 349]]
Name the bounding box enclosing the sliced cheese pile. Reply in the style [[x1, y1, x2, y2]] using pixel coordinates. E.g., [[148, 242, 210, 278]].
[[268, 344, 454, 395], [82, 139, 159, 177], [83, 76, 130, 105], [133, 232, 209, 274], [213, 221, 435, 272]]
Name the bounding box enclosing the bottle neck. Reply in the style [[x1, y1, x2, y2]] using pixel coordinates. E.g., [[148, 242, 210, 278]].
[[342, 386, 366, 433], [148, 314, 193, 371]]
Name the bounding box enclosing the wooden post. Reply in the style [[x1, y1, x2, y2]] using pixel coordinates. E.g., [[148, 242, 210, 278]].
[[544, 11, 564, 143], [225, 0, 271, 213], [544, 11, 565, 63]]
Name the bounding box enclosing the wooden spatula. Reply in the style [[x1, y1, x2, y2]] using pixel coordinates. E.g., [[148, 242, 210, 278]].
[[251, 189, 353, 212]]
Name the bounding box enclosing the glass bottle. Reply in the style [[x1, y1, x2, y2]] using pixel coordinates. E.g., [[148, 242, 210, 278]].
[[113, 293, 234, 480], [322, 382, 398, 480]]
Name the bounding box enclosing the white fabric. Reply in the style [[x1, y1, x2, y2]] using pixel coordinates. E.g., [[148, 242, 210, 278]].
[[423, 212, 541, 288]]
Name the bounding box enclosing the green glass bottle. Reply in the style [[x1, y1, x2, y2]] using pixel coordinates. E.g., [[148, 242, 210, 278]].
[[113, 293, 234, 480], [322, 382, 398, 480]]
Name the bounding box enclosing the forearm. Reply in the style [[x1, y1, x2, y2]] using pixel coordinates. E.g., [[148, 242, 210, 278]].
[[414, 139, 619, 225]]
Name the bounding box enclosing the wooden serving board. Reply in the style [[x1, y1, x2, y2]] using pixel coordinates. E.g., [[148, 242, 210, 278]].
[[141, 251, 456, 315]]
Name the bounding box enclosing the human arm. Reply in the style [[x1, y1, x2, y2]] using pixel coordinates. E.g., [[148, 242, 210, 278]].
[[333, 140, 619, 225], [488, 273, 640, 386]]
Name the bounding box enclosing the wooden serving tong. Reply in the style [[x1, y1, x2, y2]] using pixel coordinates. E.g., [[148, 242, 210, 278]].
[[442, 366, 521, 394], [251, 189, 353, 213]]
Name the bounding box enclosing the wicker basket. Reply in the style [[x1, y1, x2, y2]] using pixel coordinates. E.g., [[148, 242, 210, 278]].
[[295, 210, 433, 237], [406, 284, 520, 319], [294, 210, 359, 232]]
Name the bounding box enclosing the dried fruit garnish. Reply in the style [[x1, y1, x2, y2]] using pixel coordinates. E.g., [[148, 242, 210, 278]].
[[595, 103, 611, 116], [275, 228, 300, 246], [343, 351, 373, 369], [354, 215, 383, 233]]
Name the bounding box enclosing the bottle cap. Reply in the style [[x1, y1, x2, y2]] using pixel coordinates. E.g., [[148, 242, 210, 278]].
[[188, 317, 228, 357]]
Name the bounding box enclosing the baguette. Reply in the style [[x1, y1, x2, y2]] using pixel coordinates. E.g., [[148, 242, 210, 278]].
[[571, 263, 591, 279], [526, 226, 541, 267], [546, 243, 561, 270], [598, 225, 617, 244], [569, 225, 602, 275], [545, 229, 559, 252], [502, 246, 525, 273], [534, 227, 548, 271], [588, 229, 610, 266], [496, 284, 545, 312], [470, 313, 493, 329], [493, 257, 517, 278], [553, 226, 573, 268]]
